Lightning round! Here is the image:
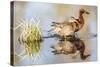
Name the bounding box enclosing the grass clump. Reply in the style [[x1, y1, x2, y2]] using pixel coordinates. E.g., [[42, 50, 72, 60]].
[[19, 18, 43, 56]]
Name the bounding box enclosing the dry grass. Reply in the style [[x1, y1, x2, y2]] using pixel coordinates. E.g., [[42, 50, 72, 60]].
[[18, 18, 43, 56]]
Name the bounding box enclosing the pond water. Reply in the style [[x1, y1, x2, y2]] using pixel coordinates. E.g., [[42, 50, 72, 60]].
[[14, 36, 97, 66]]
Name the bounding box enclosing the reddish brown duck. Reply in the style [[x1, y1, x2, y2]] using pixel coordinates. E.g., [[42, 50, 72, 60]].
[[51, 8, 90, 38]]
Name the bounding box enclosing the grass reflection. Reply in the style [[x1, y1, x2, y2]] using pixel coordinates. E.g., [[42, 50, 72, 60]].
[[23, 41, 42, 56]]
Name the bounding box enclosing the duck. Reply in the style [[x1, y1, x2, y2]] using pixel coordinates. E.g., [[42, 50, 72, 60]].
[[51, 8, 90, 39]]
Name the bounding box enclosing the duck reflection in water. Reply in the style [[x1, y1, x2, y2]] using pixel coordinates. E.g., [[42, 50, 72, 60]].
[[51, 36, 90, 60]]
